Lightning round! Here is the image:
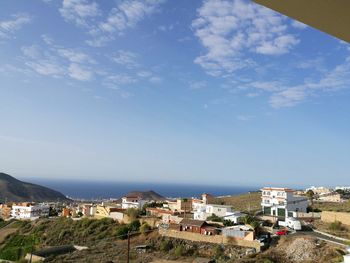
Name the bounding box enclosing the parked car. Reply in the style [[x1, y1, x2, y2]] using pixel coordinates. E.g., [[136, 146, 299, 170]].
[[257, 233, 272, 243], [276, 229, 288, 236]]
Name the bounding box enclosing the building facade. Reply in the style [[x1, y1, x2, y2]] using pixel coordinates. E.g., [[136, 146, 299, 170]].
[[11, 203, 50, 220], [261, 187, 308, 218]]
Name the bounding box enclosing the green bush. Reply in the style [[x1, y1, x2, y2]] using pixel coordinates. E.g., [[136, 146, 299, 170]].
[[128, 220, 141, 232], [115, 225, 130, 240], [160, 240, 172, 252], [174, 245, 185, 257]]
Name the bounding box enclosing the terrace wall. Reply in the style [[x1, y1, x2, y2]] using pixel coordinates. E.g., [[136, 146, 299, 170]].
[[159, 229, 261, 252], [321, 211, 350, 226]]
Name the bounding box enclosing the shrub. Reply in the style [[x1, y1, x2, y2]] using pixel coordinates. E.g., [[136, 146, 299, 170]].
[[115, 225, 130, 240], [213, 244, 224, 259], [160, 240, 172, 252], [174, 245, 185, 257], [140, 222, 151, 235], [329, 221, 343, 231], [128, 220, 141, 232], [207, 213, 223, 222]]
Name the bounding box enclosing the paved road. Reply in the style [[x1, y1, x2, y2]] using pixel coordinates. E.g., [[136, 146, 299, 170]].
[[292, 230, 349, 246]]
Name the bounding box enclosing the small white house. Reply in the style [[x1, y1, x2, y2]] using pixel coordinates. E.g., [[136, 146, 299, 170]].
[[194, 204, 232, 220], [121, 196, 148, 209], [223, 211, 246, 224], [11, 203, 50, 220]]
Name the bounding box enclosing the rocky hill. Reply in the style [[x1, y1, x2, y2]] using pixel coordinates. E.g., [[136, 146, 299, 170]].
[[124, 190, 165, 201], [0, 172, 70, 202]]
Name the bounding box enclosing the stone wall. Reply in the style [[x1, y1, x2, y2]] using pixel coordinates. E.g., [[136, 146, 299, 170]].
[[159, 229, 261, 252], [321, 211, 350, 226]]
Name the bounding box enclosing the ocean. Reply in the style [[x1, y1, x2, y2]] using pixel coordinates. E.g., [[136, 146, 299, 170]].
[[25, 178, 259, 200]]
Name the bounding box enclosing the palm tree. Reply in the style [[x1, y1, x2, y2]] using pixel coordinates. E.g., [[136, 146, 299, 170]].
[[306, 190, 315, 220]]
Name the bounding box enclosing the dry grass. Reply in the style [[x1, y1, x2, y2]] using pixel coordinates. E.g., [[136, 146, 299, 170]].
[[214, 192, 261, 213], [314, 220, 350, 239], [314, 200, 350, 212]]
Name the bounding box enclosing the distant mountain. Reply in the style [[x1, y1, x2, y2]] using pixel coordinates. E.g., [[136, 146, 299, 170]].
[[0, 173, 70, 203], [124, 190, 165, 201]]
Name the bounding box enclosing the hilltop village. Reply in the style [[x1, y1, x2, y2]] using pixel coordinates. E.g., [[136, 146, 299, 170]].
[[1, 184, 350, 262]]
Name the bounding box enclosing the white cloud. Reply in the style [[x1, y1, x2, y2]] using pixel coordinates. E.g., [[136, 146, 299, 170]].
[[112, 50, 139, 68], [87, 0, 166, 46], [149, 76, 162, 83], [190, 81, 207, 90], [291, 20, 308, 30], [104, 73, 137, 88], [0, 13, 31, 40], [269, 86, 306, 108], [57, 48, 94, 63], [268, 56, 350, 108], [237, 115, 255, 121], [59, 0, 100, 27], [21, 39, 95, 82], [26, 60, 64, 76], [192, 0, 300, 76], [68, 63, 93, 81], [137, 70, 153, 78]]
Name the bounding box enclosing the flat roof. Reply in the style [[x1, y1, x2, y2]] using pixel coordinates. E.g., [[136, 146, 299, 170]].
[[253, 0, 350, 43], [261, 187, 294, 192]]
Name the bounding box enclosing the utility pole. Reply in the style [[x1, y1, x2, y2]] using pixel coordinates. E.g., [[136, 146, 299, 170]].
[[29, 235, 34, 263], [127, 231, 130, 263]]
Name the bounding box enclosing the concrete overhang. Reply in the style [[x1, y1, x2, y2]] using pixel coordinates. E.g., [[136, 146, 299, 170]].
[[253, 0, 350, 43]]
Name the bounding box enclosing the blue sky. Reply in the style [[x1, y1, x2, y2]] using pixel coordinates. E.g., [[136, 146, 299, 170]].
[[1, 0, 350, 188]]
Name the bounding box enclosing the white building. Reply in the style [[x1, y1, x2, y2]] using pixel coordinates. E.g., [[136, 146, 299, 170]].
[[121, 195, 148, 209], [223, 211, 246, 224], [261, 187, 308, 218], [305, 186, 332, 195], [11, 203, 50, 220], [194, 204, 232, 221]]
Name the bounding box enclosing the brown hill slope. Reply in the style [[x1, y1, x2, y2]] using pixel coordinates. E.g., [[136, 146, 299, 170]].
[[0, 172, 70, 202]]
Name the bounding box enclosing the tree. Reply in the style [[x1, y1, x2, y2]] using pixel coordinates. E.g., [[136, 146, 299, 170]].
[[125, 208, 140, 221], [128, 220, 141, 232]]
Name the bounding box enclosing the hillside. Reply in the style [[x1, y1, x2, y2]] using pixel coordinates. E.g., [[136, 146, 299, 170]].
[[124, 190, 165, 201], [0, 173, 70, 202]]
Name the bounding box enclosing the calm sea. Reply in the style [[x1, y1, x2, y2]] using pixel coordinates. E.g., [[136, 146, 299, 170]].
[[24, 178, 259, 200]]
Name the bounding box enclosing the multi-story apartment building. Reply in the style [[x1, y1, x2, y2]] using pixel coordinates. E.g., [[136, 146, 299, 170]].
[[261, 187, 308, 218], [11, 203, 50, 220]]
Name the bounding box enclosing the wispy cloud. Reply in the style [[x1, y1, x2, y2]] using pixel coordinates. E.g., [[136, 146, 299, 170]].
[[0, 13, 31, 40], [21, 40, 95, 81], [192, 0, 300, 76], [269, 56, 350, 108], [190, 81, 207, 90], [86, 0, 166, 46], [112, 50, 139, 69], [68, 63, 93, 81], [59, 0, 100, 28], [237, 115, 255, 121]]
